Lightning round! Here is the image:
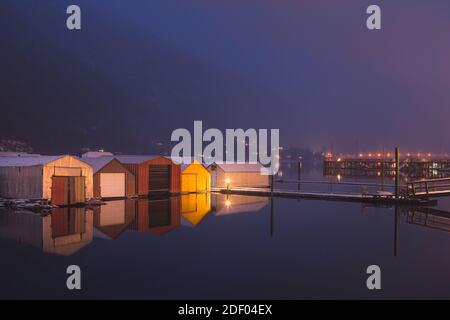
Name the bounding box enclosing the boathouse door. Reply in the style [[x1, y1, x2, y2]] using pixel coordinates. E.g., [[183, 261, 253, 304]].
[[100, 173, 125, 198], [182, 173, 197, 193], [51, 176, 86, 206], [149, 165, 170, 193]]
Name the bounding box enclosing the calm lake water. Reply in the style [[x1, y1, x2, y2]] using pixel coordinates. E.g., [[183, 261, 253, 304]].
[[2, 168, 450, 299]]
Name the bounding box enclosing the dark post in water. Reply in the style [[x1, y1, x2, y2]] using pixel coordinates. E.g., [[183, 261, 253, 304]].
[[395, 147, 400, 198], [297, 161, 302, 191]]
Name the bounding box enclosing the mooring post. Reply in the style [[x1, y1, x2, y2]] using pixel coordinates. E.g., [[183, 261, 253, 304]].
[[395, 147, 400, 198], [297, 160, 302, 192], [270, 174, 274, 194]]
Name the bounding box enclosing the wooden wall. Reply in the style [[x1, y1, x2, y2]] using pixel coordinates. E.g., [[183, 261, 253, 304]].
[[0, 165, 43, 199], [42, 156, 93, 200], [210, 167, 270, 188], [124, 157, 181, 196]]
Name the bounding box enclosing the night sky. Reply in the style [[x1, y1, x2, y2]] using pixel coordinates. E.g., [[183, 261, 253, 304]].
[[1, 1, 450, 154]]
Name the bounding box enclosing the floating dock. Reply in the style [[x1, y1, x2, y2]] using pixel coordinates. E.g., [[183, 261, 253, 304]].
[[212, 187, 437, 206]]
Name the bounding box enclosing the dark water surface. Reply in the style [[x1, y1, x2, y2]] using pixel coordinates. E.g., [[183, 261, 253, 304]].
[[0, 164, 449, 299], [2, 189, 450, 299]]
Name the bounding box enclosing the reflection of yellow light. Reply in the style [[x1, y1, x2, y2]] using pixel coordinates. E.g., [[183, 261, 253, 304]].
[[225, 178, 231, 185], [337, 174, 341, 182], [225, 200, 232, 207]]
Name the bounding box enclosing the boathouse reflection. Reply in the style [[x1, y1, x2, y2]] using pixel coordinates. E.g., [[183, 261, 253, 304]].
[[211, 194, 269, 216], [181, 193, 212, 227], [128, 197, 181, 234], [0, 208, 93, 256], [93, 200, 136, 240]]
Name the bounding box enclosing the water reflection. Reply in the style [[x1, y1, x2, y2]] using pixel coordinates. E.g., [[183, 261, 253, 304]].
[[211, 194, 269, 216], [3, 193, 450, 259], [93, 200, 136, 240], [181, 193, 211, 227], [0, 208, 93, 256], [129, 198, 181, 235], [406, 207, 450, 232]]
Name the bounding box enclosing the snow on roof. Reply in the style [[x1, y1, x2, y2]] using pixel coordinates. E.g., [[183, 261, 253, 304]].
[[114, 155, 162, 164], [0, 155, 65, 167], [82, 151, 114, 158], [82, 156, 116, 173], [0, 152, 41, 157], [211, 163, 264, 173]]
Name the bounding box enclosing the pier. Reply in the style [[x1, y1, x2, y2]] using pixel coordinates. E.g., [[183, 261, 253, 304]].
[[406, 178, 450, 198], [211, 186, 436, 206]]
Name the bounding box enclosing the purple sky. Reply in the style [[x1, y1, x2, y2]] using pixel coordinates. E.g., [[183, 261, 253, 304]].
[[1, 1, 450, 153]]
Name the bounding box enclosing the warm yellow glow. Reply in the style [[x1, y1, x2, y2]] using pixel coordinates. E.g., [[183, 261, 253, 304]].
[[377, 172, 381, 176], [337, 174, 341, 182], [377, 153, 382, 157], [225, 178, 231, 185], [225, 200, 232, 207], [337, 158, 342, 162]]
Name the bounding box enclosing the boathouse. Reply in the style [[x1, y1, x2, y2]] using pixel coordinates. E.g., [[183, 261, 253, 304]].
[[0, 155, 93, 205], [208, 163, 269, 188], [83, 157, 136, 199], [115, 155, 181, 195], [181, 160, 210, 193]]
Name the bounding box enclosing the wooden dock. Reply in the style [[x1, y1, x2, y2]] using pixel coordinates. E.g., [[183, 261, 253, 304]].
[[211, 187, 436, 206], [407, 178, 450, 198]]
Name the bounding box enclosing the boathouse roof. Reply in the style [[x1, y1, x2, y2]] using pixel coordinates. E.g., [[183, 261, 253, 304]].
[[212, 163, 263, 173], [82, 156, 116, 173], [114, 155, 163, 164], [0, 155, 65, 167]]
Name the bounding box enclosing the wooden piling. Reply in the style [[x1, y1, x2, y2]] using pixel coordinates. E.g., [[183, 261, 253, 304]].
[[395, 147, 400, 198]]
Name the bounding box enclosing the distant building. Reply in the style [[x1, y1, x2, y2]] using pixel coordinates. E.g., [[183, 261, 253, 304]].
[[0, 155, 93, 205], [208, 163, 269, 188], [82, 151, 114, 158]]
